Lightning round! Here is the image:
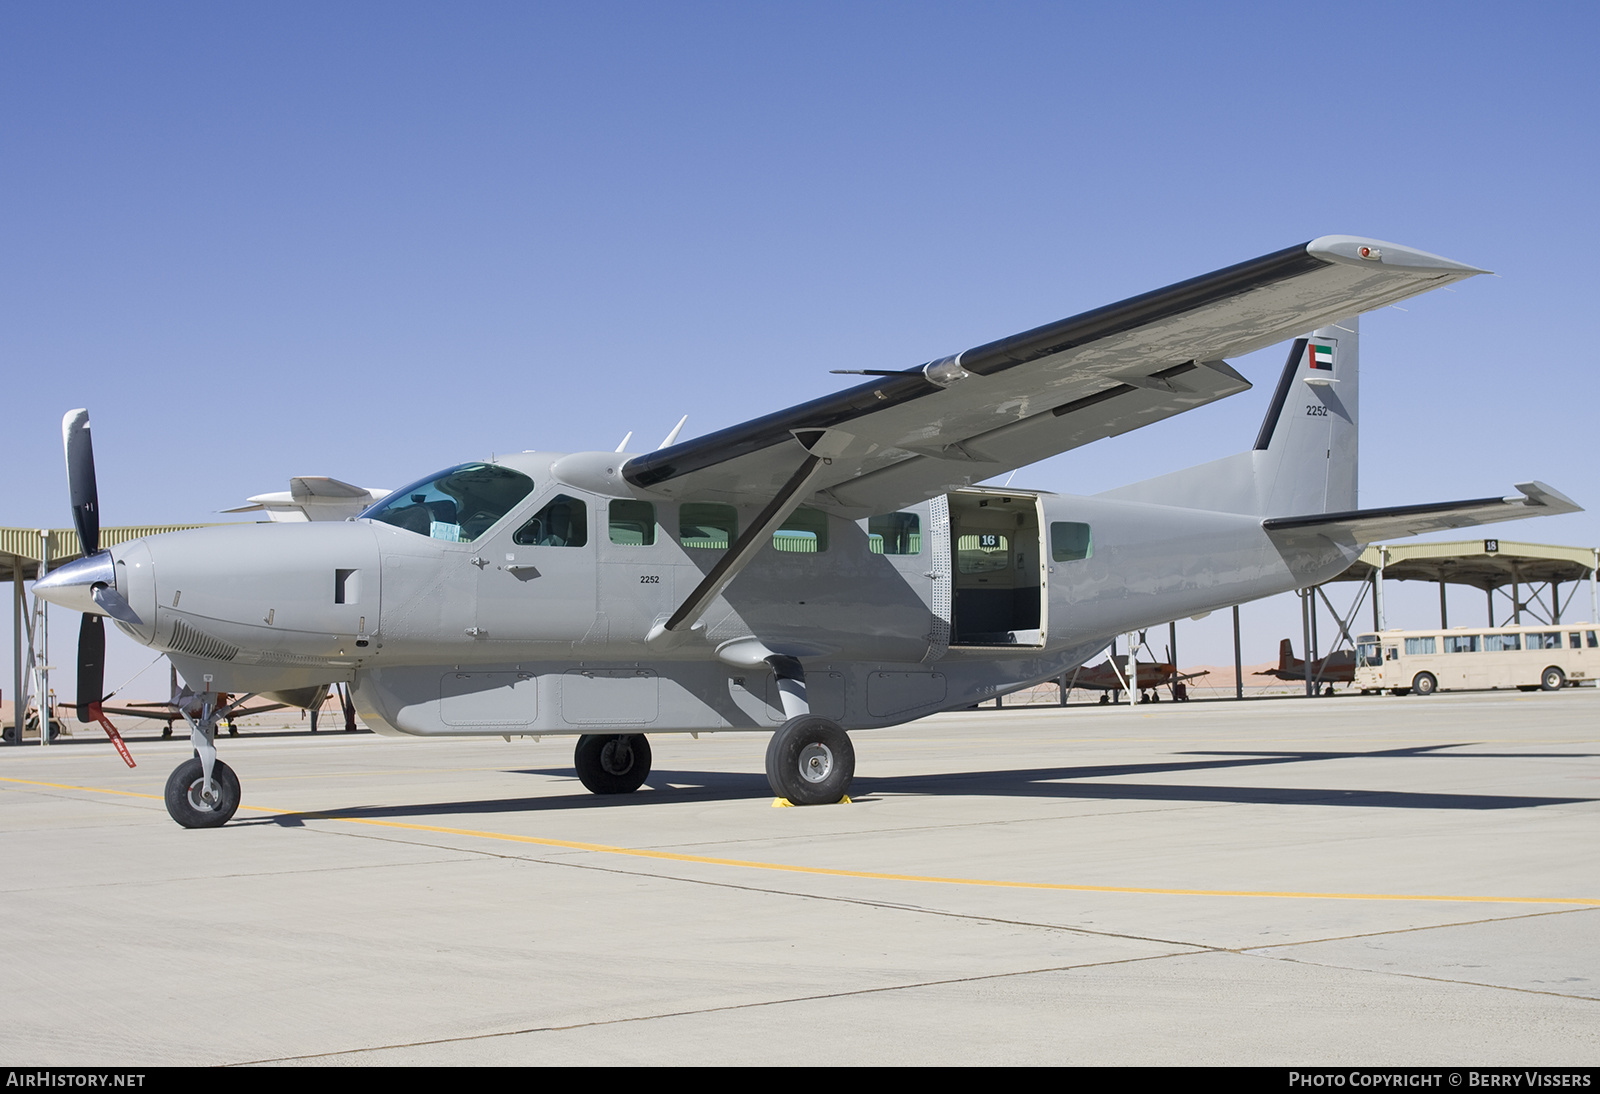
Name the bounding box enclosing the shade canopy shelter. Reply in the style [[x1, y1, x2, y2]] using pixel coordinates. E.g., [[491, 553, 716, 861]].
[[1329, 539, 1598, 631]]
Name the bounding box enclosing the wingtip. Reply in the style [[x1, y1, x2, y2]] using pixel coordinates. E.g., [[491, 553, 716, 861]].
[[1513, 481, 1583, 514], [1307, 236, 1491, 277]]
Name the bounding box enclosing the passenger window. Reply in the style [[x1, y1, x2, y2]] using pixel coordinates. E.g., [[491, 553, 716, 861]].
[[774, 507, 828, 553], [609, 500, 656, 546], [1588, 631, 1598, 648], [1385, 647, 1398, 661], [1571, 633, 1583, 650], [680, 503, 737, 549], [1405, 637, 1436, 655], [868, 513, 921, 555], [1050, 522, 1093, 562], [1484, 633, 1521, 652], [513, 495, 588, 547]]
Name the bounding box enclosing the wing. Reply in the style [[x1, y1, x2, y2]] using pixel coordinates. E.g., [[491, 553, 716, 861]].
[[1263, 482, 1582, 544], [622, 236, 1487, 514]]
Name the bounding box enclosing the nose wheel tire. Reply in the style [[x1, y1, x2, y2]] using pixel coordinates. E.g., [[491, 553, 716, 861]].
[[164, 758, 241, 828], [574, 733, 652, 794], [766, 715, 854, 805]]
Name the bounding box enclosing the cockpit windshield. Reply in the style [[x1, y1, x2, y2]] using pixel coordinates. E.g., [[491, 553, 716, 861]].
[[361, 463, 535, 543]]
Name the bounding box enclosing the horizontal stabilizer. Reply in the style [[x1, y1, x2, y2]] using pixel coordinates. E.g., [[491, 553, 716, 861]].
[[1263, 481, 1582, 543]]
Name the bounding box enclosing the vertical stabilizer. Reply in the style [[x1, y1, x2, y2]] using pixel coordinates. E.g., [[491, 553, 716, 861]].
[[1253, 317, 1358, 516], [1096, 316, 1358, 517]]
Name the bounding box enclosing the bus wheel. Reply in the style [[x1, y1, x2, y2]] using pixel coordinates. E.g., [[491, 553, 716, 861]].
[[1541, 667, 1566, 692], [1411, 672, 1438, 696]]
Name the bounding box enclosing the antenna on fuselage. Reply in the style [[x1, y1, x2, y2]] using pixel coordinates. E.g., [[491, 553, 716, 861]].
[[658, 415, 688, 449], [614, 431, 633, 453]]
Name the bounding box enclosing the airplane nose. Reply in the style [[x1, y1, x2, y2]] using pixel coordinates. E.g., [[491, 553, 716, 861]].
[[33, 552, 144, 625]]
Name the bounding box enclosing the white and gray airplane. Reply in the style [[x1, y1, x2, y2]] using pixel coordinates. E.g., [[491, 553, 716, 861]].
[[37, 236, 1581, 828]]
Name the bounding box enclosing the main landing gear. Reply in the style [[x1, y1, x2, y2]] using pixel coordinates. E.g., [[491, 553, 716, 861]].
[[574, 733, 652, 794], [766, 714, 854, 805]]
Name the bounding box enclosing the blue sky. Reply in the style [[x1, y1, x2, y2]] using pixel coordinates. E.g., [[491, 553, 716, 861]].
[[4, 2, 1596, 696]]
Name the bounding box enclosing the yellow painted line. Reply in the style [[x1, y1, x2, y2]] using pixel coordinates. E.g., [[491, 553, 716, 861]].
[[1, 776, 165, 802], [6, 776, 1597, 908]]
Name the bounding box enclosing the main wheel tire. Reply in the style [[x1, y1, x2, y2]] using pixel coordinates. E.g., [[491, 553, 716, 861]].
[[574, 733, 652, 794], [164, 758, 241, 829], [1412, 672, 1438, 697], [766, 715, 854, 805], [1541, 666, 1566, 692]]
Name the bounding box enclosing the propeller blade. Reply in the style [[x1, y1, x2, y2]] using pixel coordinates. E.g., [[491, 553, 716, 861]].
[[63, 409, 100, 556], [91, 584, 143, 626], [77, 614, 106, 723]]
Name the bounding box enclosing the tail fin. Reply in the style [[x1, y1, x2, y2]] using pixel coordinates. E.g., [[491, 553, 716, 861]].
[[1278, 638, 1294, 673], [1097, 317, 1359, 516]]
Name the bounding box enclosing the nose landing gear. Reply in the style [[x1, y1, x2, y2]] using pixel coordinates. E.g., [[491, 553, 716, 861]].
[[166, 688, 253, 828]]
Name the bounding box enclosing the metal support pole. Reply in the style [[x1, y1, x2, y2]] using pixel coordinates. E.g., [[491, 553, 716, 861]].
[[1128, 631, 1139, 706], [35, 533, 49, 747], [1232, 604, 1243, 700], [1301, 589, 1314, 697], [1371, 574, 1380, 632], [1375, 547, 1387, 632], [1512, 567, 1522, 625], [11, 556, 23, 747], [1310, 587, 1321, 664], [1439, 577, 1449, 629], [1592, 549, 1598, 623]]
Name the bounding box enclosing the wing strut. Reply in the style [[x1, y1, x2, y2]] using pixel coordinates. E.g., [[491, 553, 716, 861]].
[[646, 432, 845, 648]]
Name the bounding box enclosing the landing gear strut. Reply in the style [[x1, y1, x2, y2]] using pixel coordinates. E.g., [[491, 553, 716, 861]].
[[575, 733, 652, 794], [166, 685, 252, 828]]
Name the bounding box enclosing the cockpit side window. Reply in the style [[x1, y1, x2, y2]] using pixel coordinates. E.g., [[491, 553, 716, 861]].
[[514, 495, 589, 547], [361, 464, 536, 543]]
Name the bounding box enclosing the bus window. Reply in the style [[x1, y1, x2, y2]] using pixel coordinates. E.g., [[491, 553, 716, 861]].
[[1484, 633, 1522, 652], [1571, 633, 1584, 650], [1385, 647, 1398, 661], [1527, 632, 1562, 650], [1357, 640, 1381, 667], [1444, 635, 1480, 654], [1404, 637, 1436, 655], [1589, 631, 1598, 648]]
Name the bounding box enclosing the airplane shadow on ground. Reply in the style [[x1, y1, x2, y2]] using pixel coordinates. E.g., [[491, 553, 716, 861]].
[[258, 743, 1594, 826]]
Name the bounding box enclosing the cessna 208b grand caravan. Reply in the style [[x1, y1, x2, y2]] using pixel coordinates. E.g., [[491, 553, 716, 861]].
[[37, 235, 1581, 827]]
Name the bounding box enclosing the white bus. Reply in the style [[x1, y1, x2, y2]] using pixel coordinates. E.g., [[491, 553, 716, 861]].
[[1354, 623, 1598, 696]]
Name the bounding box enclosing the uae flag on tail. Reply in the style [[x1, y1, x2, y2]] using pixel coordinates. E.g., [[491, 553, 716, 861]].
[[1308, 343, 1334, 370]]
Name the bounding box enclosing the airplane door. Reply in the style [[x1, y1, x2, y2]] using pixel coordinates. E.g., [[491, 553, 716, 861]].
[[473, 491, 600, 644]]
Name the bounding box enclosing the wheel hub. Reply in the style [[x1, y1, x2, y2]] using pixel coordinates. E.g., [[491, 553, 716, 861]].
[[600, 739, 634, 775], [186, 779, 221, 811], [798, 742, 834, 783]]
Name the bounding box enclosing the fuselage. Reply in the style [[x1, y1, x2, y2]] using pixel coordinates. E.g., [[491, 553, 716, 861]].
[[65, 449, 1357, 736]]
